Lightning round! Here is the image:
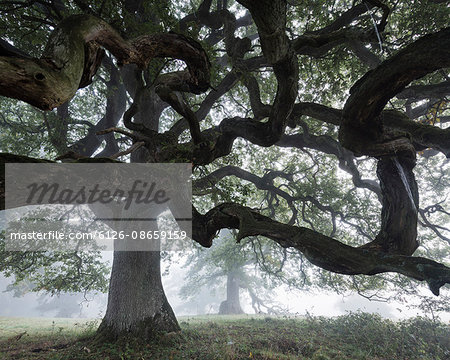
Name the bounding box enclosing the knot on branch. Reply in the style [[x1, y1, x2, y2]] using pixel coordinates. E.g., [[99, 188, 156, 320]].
[[222, 205, 259, 242]]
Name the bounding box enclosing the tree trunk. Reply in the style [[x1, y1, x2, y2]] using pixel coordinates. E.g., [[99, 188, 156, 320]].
[[361, 155, 419, 255], [97, 246, 180, 340], [97, 92, 179, 339], [219, 272, 244, 315]]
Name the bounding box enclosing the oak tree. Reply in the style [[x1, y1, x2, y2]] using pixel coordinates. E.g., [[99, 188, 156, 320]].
[[1, 0, 449, 339]]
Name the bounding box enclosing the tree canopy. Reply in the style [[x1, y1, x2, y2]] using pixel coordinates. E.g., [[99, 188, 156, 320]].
[[0, 0, 449, 338]]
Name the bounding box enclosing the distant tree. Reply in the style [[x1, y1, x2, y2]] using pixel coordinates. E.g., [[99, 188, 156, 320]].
[[35, 293, 83, 318], [1, 0, 449, 341], [4, 277, 83, 317], [181, 230, 286, 315]]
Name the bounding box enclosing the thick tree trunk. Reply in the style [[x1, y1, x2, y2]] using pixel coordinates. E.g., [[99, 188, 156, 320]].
[[97, 246, 180, 340], [97, 102, 179, 339], [361, 155, 419, 254], [219, 272, 244, 315]]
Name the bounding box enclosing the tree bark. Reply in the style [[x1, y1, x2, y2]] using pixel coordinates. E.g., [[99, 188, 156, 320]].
[[219, 272, 244, 315], [97, 249, 180, 340], [361, 155, 419, 254]]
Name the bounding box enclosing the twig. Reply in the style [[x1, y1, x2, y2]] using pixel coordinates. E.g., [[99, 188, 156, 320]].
[[9, 331, 27, 342], [96, 127, 146, 141], [109, 141, 146, 159]]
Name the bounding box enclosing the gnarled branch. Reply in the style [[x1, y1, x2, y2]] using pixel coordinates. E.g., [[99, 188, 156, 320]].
[[192, 203, 450, 296], [340, 27, 450, 157], [0, 14, 211, 110]]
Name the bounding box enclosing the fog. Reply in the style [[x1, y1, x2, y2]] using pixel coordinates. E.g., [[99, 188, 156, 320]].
[[1, 253, 447, 321]]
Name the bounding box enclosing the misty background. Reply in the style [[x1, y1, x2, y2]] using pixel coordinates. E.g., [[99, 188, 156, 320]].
[[1, 250, 447, 321]]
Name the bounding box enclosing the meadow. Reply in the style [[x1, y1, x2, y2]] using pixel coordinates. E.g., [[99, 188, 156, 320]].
[[0, 313, 448, 359]]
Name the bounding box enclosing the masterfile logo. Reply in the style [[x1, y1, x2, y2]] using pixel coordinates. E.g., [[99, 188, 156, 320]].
[[4, 163, 192, 251], [25, 179, 170, 210]]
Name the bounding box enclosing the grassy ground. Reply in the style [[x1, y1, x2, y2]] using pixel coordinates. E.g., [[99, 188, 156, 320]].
[[0, 313, 448, 359]]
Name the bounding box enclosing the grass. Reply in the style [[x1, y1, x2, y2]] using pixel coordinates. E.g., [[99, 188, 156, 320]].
[[0, 312, 448, 359]]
